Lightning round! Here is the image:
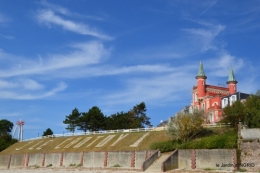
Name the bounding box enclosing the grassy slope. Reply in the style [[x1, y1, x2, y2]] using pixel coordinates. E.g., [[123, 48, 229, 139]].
[[0, 131, 169, 155], [150, 127, 238, 152]]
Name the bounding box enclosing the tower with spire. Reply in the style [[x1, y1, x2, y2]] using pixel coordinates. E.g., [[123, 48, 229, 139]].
[[196, 61, 207, 100], [227, 67, 237, 94]]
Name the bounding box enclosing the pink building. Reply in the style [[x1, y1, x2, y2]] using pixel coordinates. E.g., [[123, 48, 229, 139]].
[[190, 62, 238, 123]]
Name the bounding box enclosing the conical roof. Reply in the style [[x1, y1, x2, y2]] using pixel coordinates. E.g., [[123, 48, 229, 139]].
[[196, 61, 207, 79], [227, 67, 237, 84]]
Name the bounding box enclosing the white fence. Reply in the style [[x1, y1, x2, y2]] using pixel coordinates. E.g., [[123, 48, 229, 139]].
[[202, 123, 231, 128], [22, 127, 164, 142]]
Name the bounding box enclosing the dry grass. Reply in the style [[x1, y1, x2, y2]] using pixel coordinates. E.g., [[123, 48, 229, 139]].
[[0, 131, 169, 155]]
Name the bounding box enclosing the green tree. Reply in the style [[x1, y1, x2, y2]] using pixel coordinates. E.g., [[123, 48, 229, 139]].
[[221, 93, 260, 128], [63, 108, 81, 133], [129, 102, 151, 128], [42, 128, 53, 136], [0, 119, 14, 136], [104, 102, 152, 130], [105, 111, 130, 130], [167, 110, 205, 142], [243, 95, 260, 128], [77, 112, 91, 132], [221, 100, 245, 128], [0, 134, 18, 152], [0, 119, 17, 152], [87, 106, 105, 131]]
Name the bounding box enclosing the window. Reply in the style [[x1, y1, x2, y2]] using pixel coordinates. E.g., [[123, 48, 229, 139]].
[[230, 95, 237, 105], [222, 98, 228, 108]]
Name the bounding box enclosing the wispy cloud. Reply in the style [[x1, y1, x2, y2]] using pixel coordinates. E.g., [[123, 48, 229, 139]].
[[101, 65, 196, 106], [0, 81, 67, 100], [206, 51, 244, 77], [199, 0, 217, 17], [0, 41, 110, 78], [21, 79, 45, 90], [51, 64, 176, 79], [183, 24, 225, 52], [36, 9, 112, 40], [39, 0, 104, 21]]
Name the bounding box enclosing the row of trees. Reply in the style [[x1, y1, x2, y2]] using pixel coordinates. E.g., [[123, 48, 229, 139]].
[[63, 102, 151, 133], [0, 119, 18, 152], [221, 94, 260, 128]]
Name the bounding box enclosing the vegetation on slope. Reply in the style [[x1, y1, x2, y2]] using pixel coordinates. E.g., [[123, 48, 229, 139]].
[[150, 127, 237, 152], [0, 131, 168, 155]]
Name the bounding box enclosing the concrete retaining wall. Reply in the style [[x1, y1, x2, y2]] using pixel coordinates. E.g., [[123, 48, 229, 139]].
[[162, 149, 178, 172], [28, 154, 43, 167], [44, 153, 61, 167], [178, 149, 236, 171], [178, 150, 192, 169], [142, 149, 160, 171], [135, 151, 147, 168], [0, 155, 10, 169], [83, 152, 105, 168], [196, 149, 235, 170], [62, 152, 82, 167], [9, 154, 25, 168], [241, 128, 260, 139], [107, 151, 132, 168]]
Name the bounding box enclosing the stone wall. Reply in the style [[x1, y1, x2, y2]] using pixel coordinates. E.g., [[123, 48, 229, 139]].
[[238, 139, 260, 171], [238, 124, 260, 172]]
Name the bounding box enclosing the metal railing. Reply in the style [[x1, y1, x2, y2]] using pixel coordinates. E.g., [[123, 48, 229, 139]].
[[22, 127, 163, 142]]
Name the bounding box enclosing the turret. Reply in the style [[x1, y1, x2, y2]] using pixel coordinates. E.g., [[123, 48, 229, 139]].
[[196, 61, 207, 99], [226, 67, 237, 94]]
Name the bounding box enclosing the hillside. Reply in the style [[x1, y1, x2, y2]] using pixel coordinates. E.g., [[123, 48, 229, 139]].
[[0, 131, 168, 155]]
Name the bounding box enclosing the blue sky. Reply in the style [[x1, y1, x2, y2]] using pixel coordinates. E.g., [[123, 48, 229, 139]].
[[0, 0, 259, 140]]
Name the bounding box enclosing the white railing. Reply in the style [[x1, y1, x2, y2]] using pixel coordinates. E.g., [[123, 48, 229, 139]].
[[202, 123, 231, 128], [22, 127, 163, 142]]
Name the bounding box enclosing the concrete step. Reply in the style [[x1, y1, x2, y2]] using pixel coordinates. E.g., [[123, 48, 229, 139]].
[[145, 153, 171, 172]]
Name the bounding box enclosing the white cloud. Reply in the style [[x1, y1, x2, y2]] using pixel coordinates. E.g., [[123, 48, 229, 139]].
[[0, 80, 17, 88], [0, 79, 44, 90], [21, 79, 44, 90], [183, 24, 225, 52], [36, 9, 112, 40], [39, 0, 70, 15], [54, 64, 175, 78], [0, 82, 67, 100], [39, 0, 104, 21], [102, 68, 195, 106], [0, 41, 110, 78], [206, 51, 244, 77]]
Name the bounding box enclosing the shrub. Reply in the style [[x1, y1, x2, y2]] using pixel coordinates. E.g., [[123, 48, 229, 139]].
[[150, 129, 237, 152], [112, 164, 121, 167], [150, 140, 180, 152], [178, 130, 237, 149]]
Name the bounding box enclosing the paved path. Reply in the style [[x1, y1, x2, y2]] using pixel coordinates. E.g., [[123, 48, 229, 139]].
[[145, 153, 172, 172]]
